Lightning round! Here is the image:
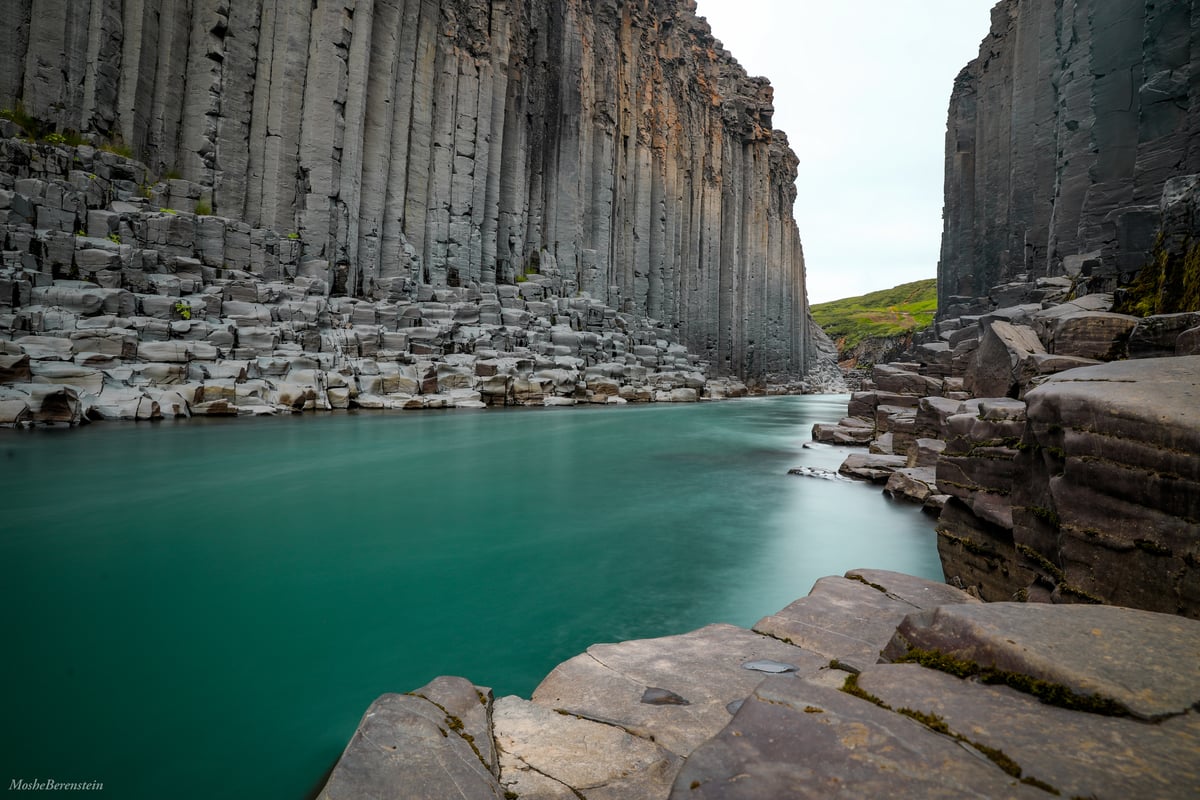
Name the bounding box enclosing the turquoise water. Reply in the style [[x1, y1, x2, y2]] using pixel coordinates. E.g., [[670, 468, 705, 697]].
[[0, 395, 940, 798]]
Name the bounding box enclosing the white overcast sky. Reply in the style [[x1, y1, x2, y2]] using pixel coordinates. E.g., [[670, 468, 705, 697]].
[[693, 0, 998, 304]]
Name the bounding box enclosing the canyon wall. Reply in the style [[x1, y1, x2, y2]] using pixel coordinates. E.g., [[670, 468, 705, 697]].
[[0, 0, 815, 379], [938, 0, 1200, 312]]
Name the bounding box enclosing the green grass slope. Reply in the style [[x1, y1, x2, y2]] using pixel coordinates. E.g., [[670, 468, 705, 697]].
[[810, 279, 937, 353]]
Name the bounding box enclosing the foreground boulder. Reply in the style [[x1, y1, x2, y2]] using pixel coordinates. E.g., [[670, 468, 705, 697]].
[[318, 677, 503, 800], [318, 570, 1200, 798]]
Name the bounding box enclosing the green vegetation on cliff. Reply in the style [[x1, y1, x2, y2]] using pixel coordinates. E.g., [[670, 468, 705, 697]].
[[811, 279, 937, 354], [1115, 234, 1200, 316]]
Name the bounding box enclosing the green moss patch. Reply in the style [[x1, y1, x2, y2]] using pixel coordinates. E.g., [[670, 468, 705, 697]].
[[839, 674, 1059, 792], [895, 648, 1127, 717], [1115, 233, 1200, 316]]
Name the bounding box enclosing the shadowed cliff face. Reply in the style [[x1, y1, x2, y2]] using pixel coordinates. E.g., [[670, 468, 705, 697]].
[[0, 0, 814, 379], [938, 0, 1200, 313]]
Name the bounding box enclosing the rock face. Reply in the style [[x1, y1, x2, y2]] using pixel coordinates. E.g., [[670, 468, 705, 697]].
[[938, 0, 1200, 311], [811, 281, 1200, 617], [0, 0, 817, 381], [1013, 357, 1200, 616], [320, 569, 1200, 799]]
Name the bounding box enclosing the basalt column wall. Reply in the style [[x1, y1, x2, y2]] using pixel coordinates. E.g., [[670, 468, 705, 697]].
[[0, 0, 815, 380], [938, 0, 1200, 310]]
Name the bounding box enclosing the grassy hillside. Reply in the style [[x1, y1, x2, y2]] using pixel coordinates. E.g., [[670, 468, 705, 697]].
[[811, 279, 937, 353]]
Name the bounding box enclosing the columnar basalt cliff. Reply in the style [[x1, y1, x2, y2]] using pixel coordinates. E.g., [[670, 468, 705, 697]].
[[0, 0, 814, 380], [938, 0, 1200, 313]]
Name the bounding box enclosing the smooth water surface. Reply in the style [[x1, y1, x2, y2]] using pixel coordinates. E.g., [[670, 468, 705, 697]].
[[0, 395, 940, 798]]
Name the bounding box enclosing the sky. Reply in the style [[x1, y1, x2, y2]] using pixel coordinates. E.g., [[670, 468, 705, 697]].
[[693, 0, 998, 304]]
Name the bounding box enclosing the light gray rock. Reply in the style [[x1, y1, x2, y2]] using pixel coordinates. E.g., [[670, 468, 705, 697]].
[[88, 386, 159, 420], [29, 361, 104, 393], [838, 453, 907, 483], [0, 397, 31, 425], [884, 467, 938, 504], [16, 335, 73, 360], [532, 623, 825, 757], [753, 573, 974, 671], [811, 422, 874, 445], [493, 695, 681, 800], [317, 688, 504, 800], [670, 676, 1044, 800], [859, 663, 1200, 800], [0, 0, 831, 383]]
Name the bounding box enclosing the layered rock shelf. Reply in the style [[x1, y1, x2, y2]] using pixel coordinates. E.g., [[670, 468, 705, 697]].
[[811, 227, 1200, 617], [1, 0, 821, 381], [317, 569, 1200, 798]]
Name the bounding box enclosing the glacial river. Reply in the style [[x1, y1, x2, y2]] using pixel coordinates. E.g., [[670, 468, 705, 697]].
[[0, 395, 940, 799]]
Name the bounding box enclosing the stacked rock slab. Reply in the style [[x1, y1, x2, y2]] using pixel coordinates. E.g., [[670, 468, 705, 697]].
[[811, 256, 1200, 616], [0, 0, 820, 381], [938, 0, 1200, 312], [319, 569, 1200, 798]]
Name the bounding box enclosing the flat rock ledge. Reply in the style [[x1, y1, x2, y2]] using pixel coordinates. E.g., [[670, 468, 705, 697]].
[[317, 569, 1200, 799]]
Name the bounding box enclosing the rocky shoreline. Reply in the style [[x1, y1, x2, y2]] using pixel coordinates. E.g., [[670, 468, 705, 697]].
[[810, 176, 1200, 619], [0, 135, 844, 429], [316, 568, 1200, 799]]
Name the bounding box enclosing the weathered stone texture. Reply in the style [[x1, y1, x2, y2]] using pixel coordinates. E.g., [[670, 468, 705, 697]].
[[939, 0, 1200, 308], [1, 0, 815, 380], [317, 679, 505, 800], [1013, 357, 1200, 616]]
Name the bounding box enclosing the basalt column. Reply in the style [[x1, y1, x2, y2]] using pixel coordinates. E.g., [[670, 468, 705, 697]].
[[938, 0, 1200, 311], [2, 0, 817, 380]]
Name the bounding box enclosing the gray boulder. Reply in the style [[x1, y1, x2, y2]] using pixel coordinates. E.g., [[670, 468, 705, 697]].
[[494, 695, 680, 800], [964, 320, 1045, 399], [671, 676, 1045, 800], [318, 682, 505, 800], [883, 602, 1200, 720], [1047, 311, 1139, 360]]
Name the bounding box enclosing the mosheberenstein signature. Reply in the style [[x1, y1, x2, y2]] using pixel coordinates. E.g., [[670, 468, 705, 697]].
[[8, 779, 104, 791]]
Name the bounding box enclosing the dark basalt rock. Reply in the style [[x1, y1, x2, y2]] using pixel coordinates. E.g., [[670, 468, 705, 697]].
[[939, 0, 1200, 306]]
